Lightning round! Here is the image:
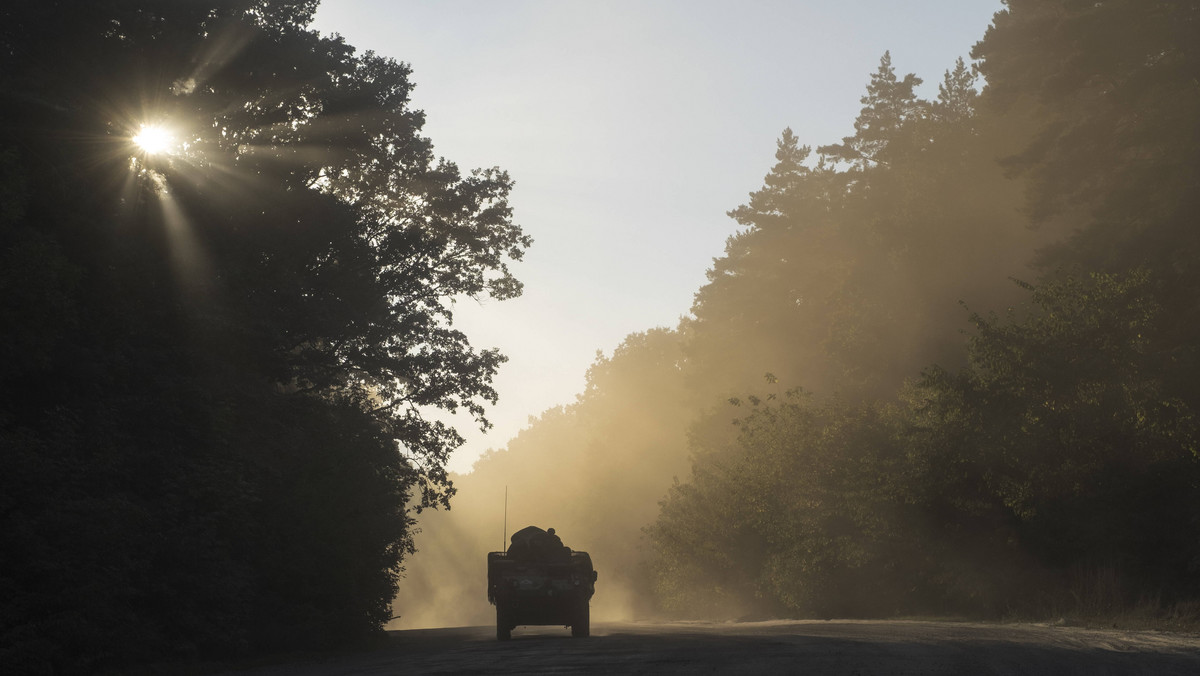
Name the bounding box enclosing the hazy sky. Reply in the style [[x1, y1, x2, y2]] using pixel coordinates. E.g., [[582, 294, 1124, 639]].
[[311, 0, 1004, 473]]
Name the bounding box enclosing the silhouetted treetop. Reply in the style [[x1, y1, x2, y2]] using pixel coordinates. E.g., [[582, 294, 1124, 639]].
[[0, 0, 528, 670], [934, 57, 978, 124], [820, 51, 925, 169]]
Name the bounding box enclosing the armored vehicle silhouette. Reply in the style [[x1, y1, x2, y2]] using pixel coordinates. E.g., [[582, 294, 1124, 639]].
[[487, 526, 597, 640]]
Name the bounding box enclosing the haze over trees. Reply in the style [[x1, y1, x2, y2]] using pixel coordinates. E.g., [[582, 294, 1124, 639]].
[[3, 0, 1199, 671], [401, 0, 1200, 630], [1, 1, 527, 671]]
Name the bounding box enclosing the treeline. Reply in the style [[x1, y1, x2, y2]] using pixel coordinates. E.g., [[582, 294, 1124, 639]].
[[397, 0, 1200, 627], [651, 0, 1200, 619], [651, 270, 1200, 618], [391, 328, 698, 626], [1, 1, 527, 673]]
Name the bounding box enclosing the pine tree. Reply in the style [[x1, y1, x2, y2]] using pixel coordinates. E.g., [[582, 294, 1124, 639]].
[[933, 57, 978, 124], [820, 51, 925, 168]]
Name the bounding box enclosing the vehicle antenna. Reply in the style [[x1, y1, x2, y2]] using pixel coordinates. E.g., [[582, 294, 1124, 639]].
[[503, 485, 508, 554]]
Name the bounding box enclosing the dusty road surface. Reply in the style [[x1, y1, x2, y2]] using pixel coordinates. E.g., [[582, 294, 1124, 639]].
[[221, 620, 1200, 675]]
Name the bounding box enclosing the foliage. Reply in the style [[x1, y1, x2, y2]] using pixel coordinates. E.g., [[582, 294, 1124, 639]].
[[914, 272, 1200, 605], [389, 328, 697, 626], [646, 0, 1200, 622], [647, 391, 923, 618], [438, 0, 1200, 626], [686, 48, 1038, 407], [974, 0, 1200, 273], [652, 269, 1200, 618], [0, 0, 526, 671]]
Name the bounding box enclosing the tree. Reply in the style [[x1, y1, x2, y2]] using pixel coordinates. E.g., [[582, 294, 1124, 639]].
[[0, 1, 528, 669], [688, 125, 868, 402], [651, 2, 1200, 622], [687, 48, 1036, 404], [973, 0, 1200, 273], [646, 391, 928, 619], [820, 51, 926, 169], [652, 270, 1200, 620], [933, 57, 978, 125], [898, 270, 1200, 615], [390, 328, 697, 627]]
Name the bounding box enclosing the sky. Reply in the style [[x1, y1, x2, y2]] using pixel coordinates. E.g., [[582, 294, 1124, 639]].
[[310, 0, 1005, 474]]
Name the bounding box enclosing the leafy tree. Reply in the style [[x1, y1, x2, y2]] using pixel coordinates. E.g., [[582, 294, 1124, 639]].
[[647, 391, 930, 619], [390, 328, 697, 626], [652, 270, 1200, 620], [0, 0, 527, 670], [913, 272, 1200, 604]]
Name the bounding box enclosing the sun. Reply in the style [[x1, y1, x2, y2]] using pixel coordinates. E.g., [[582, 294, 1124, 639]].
[[132, 124, 175, 155]]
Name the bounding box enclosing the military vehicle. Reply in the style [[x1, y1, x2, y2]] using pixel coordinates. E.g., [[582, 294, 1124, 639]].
[[487, 526, 597, 640]]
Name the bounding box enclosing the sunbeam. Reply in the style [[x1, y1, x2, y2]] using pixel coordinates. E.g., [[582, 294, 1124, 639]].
[[157, 183, 213, 299]]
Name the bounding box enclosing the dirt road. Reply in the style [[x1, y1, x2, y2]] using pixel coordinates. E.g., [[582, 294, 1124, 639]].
[[221, 620, 1200, 675]]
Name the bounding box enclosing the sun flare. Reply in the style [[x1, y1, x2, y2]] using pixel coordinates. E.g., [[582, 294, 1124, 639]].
[[132, 124, 175, 155]]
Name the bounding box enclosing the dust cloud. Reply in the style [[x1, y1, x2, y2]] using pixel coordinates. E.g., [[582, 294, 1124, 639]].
[[390, 329, 696, 628], [388, 48, 1076, 628], [386, 149, 1052, 628]]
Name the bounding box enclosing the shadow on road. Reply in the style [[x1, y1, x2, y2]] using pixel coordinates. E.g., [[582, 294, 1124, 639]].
[[219, 620, 1200, 675]]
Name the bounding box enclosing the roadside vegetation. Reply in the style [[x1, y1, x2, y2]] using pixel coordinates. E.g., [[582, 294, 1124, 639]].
[[644, 0, 1200, 626], [1, 2, 526, 672], [408, 0, 1200, 635], [4, 1, 1199, 672]]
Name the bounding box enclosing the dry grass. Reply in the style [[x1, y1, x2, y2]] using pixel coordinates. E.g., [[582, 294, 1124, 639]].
[[1010, 565, 1200, 634]]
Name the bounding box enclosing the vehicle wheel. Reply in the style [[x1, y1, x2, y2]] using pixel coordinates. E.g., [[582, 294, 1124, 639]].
[[571, 601, 590, 638], [496, 608, 511, 641]]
